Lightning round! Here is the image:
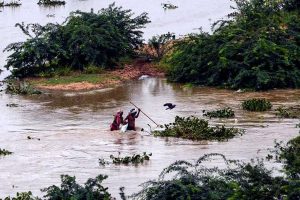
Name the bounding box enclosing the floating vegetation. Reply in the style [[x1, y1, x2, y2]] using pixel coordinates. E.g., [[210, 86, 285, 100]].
[[203, 107, 235, 118], [6, 103, 19, 107], [6, 81, 42, 95], [0, 0, 21, 7], [99, 152, 152, 166], [0, 148, 12, 156], [153, 116, 243, 141], [163, 0, 300, 90], [4, 4, 150, 78], [37, 0, 65, 6], [275, 106, 300, 119], [162, 3, 178, 9], [242, 98, 272, 112]]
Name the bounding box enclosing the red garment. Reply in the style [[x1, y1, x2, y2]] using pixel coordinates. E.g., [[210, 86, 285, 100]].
[[125, 111, 140, 131], [110, 112, 123, 131]]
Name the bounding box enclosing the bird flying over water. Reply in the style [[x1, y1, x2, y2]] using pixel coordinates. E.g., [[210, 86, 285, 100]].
[[164, 103, 176, 110]]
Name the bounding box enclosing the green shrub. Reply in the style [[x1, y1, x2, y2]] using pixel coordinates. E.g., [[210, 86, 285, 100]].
[[4, 3, 150, 78], [41, 175, 111, 200], [154, 116, 243, 141], [275, 106, 300, 118], [203, 107, 235, 118], [163, 0, 300, 90], [242, 98, 272, 111]]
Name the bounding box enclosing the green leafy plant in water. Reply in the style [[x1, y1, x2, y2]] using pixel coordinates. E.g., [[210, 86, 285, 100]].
[[109, 152, 152, 165], [0, 148, 13, 156], [203, 107, 235, 118], [5, 81, 41, 95], [275, 106, 300, 118], [154, 116, 243, 141], [0, 0, 21, 7], [37, 0, 65, 6], [242, 98, 272, 112]]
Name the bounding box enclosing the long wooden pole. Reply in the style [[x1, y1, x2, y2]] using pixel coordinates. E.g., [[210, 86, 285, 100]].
[[130, 101, 159, 126]]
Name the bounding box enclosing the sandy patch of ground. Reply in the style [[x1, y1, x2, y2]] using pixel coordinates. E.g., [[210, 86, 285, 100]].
[[34, 60, 164, 91]]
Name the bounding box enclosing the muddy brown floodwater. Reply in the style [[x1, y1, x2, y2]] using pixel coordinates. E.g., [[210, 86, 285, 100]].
[[0, 0, 299, 199], [0, 78, 299, 198]]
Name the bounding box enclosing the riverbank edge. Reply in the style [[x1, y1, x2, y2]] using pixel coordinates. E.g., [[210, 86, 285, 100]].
[[26, 60, 165, 92]]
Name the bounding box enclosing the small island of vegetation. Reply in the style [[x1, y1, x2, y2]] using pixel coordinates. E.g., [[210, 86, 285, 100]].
[[153, 116, 243, 141], [242, 98, 272, 112]]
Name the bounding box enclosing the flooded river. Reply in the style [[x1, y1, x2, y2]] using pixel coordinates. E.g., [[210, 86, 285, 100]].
[[1, 78, 300, 197], [0, 0, 300, 199]]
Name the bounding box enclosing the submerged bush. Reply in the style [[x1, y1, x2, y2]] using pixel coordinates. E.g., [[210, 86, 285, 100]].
[[4, 3, 150, 78], [163, 0, 300, 90], [242, 98, 272, 111], [203, 107, 235, 118], [0, 148, 12, 156], [154, 116, 243, 141], [275, 106, 300, 118], [41, 175, 111, 200]]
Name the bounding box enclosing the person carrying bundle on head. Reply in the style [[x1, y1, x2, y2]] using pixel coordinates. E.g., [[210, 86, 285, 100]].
[[124, 108, 141, 131], [110, 110, 124, 131]]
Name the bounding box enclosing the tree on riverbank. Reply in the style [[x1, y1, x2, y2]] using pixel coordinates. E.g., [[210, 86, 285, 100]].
[[162, 0, 300, 90], [4, 3, 150, 78]]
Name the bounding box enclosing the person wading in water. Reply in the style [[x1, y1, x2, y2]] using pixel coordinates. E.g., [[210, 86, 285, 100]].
[[110, 110, 124, 131], [124, 108, 141, 131]]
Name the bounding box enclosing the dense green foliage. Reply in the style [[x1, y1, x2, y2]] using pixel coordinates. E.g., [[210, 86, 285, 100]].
[[0, 148, 12, 156], [274, 136, 300, 179], [203, 107, 235, 118], [154, 116, 243, 141], [4, 4, 150, 78], [0, 1, 21, 7], [242, 98, 272, 111], [163, 0, 300, 90], [275, 106, 300, 118]]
